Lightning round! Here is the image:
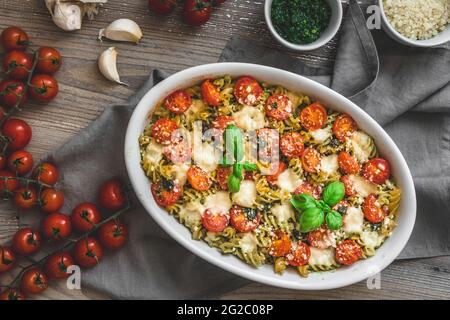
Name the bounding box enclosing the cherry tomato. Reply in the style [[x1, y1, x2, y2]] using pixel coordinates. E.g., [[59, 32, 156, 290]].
[[2, 118, 32, 150], [0, 246, 15, 273], [14, 187, 37, 209], [98, 219, 128, 251], [150, 118, 178, 145], [201, 79, 221, 106], [293, 181, 321, 199], [71, 202, 102, 232], [265, 161, 286, 186], [163, 134, 191, 164], [301, 147, 321, 173], [0, 170, 19, 195], [98, 179, 127, 210], [187, 165, 212, 191], [0, 80, 28, 108], [164, 89, 192, 114], [0, 27, 29, 51], [265, 94, 293, 121], [151, 179, 182, 207], [148, 0, 177, 14], [307, 228, 334, 249], [362, 194, 386, 223], [36, 47, 62, 74], [41, 212, 72, 240], [234, 76, 263, 106], [33, 162, 59, 185], [212, 115, 234, 132], [300, 102, 327, 131], [286, 242, 311, 266], [39, 188, 64, 213], [280, 132, 305, 159], [257, 128, 279, 163], [338, 151, 360, 175], [269, 230, 292, 257], [362, 158, 391, 185], [73, 237, 103, 268], [7, 150, 33, 175], [12, 228, 41, 255], [0, 288, 25, 300], [216, 166, 231, 190], [2, 50, 33, 80], [333, 114, 357, 142], [29, 74, 59, 102], [44, 251, 74, 280], [230, 205, 260, 232], [20, 267, 48, 295], [182, 0, 212, 26], [0, 154, 5, 170], [335, 239, 362, 265], [340, 175, 356, 197], [201, 208, 229, 232]]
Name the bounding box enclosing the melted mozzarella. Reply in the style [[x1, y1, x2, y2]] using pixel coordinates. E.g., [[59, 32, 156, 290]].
[[193, 142, 220, 172], [234, 106, 267, 131], [350, 131, 373, 163], [170, 163, 189, 186], [144, 140, 164, 164], [320, 154, 339, 175], [240, 233, 258, 253], [232, 180, 257, 208], [310, 126, 332, 144], [184, 99, 205, 124], [308, 248, 336, 266], [360, 230, 384, 249], [276, 168, 302, 193], [348, 174, 377, 197], [270, 201, 294, 223], [178, 201, 204, 227], [204, 191, 232, 214], [343, 206, 364, 234]]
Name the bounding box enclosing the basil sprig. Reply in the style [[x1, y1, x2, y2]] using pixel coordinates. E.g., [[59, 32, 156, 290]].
[[290, 181, 345, 232]]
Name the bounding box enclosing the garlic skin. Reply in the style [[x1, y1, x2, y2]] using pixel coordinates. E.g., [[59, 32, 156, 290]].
[[98, 19, 143, 43], [51, 1, 82, 31], [98, 47, 128, 86]]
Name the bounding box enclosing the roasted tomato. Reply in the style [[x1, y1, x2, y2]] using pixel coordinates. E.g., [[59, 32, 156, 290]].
[[338, 151, 360, 175], [33, 162, 59, 185], [300, 102, 327, 131], [12, 228, 41, 255], [73, 237, 103, 268], [230, 205, 260, 232], [20, 267, 48, 295], [164, 89, 192, 114], [44, 251, 74, 279], [216, 166, 231, 190], [1, 118, 32, 150], [269, 230, 292, 257], [257, 128, 279, 165], [265, 94, 293, 120], [340, 175, 356, 196], [265, 161, 286, 185], [29, 74, 59, 102], [1, 27, 29, 51], [201, 79, 221, 106], [98, 219, 128, 251], [0, 80, 28, 108], [362, 158, 391, 184], [335, 239, 362, 265], [41, 212, 72, 240], [0, 288, 26, 300], [151, 179, 182, 207], [182, 0, 212, 26], [163, 134, 191, 164], [293, 181, 321, 199], [301, 147, 321, 173], [7, 150, 34, 175], [71, 202, 102, 232], [0, 170, 19, 195], [39, 188, 64, 213], [234, 76, 263, 106], [0, 154, 5, 170], [280, 132, 305, 159], [14, 187, 38, 209], [362, 194, 386, 223], [36, 47, 62, 74], [148, 0, 177, 14], [333, 114, 357, 142], [307, 228, 334, 249], [151, 118, 179, 145], [2, 50, 33, 80], [98, 179, 127, 211], [286, 242, 311, 266], [187, 165, 212, 191], [201, 208, 229, 232], [212, 115, 235, 132], [0, 246, 15, 273]]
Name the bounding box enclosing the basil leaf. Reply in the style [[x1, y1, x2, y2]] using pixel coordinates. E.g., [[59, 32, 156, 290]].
[[228, 174, 242, 193], [243, 161, 258, 172], [224, 124, 244, 163], [233, 163, 243, 180], [316, 200, 330, 212], [219, 156, 233, 167], [322, 181, 345, 206], [299, 207, 324, 233], [290, 194, 317, 212], [325, 210, 343, 230]]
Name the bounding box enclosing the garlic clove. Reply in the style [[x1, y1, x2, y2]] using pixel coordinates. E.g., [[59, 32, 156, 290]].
[[98, 47, 128, 86], [98, 19, 143, 43], [51, 1, 82, 31]]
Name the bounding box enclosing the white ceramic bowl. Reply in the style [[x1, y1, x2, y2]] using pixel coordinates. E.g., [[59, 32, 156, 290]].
[[379, 0, 450, 47], [264, 0, 343, 51], [124, 63, 416, 290]]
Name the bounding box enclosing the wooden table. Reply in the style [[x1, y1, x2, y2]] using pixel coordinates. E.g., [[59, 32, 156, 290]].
[[0, 0, 449, 300]]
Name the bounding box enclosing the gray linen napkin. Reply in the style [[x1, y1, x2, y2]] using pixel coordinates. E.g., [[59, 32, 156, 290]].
[[20, 0, 449, 299]]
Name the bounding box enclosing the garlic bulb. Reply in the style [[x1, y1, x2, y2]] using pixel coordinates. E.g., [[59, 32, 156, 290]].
[[98, 19, 143, 43], [98, 47, 127, 86], [51, 1, 82, 31]]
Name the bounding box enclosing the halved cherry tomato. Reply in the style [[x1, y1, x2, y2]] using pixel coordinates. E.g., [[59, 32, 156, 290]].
[[265, 161, 286, 185], [2, 50, 33, 80], [182, 0, 212, 26], [234, 76, 263, 106], [20, 267, 48, 295], [362, 194, 386, 223], [0, 288, 26, 300], [201, 79, 221, 106], [12, 228, 41, 255], [29, 74, 58, 102], [36, 47, 62, 74], [333, 114, 357, 142], [164, 89, 192, 114], [41, 212, 72, 240], [33, 162, 59, 185], [151, 179, 182, 207], [340, 175, 356, 196], [338, 151, 360, 175], [307, 228, 333, 249], [201, 208, 229, 232], [269, 230, 292, 257], [163, 134, 191, 164], [216, 166, 231, 190], [257, 128, 279, 164], [335, 239, 362, 265], [286, 242, 311, 266], [1, 118, 32, 150], [73, 237, 103, 268], [293, 181, 321, 199], [0, 170, 19, 195], [98, 219, 128, 251], [187, 165, 212, 191], [0, 80, 28, 108], [98, 180, 126, 210], [0, 246, 15, 273], [1, 27, 28, 52], [39, 188, 64, 213], [151, 118, 179, 145], [14, 187, 37, 209], [230, 205, 260, 232], [362, 158, 391, 184], [265, 94, 293, 120], [7, 150, 33, 175], [148, 0, 177, 14], [212, 115, 235, 132], [44, 251, 74, 279], [71, 202, 102, 232], [301, 147, 321, 173], [0, 153, 5, 170], [280, 132, 304, 159], [300, 102, 327, 131]]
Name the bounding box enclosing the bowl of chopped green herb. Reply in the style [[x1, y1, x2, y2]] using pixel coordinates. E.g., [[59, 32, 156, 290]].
[[265, 0, 343, 51]]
